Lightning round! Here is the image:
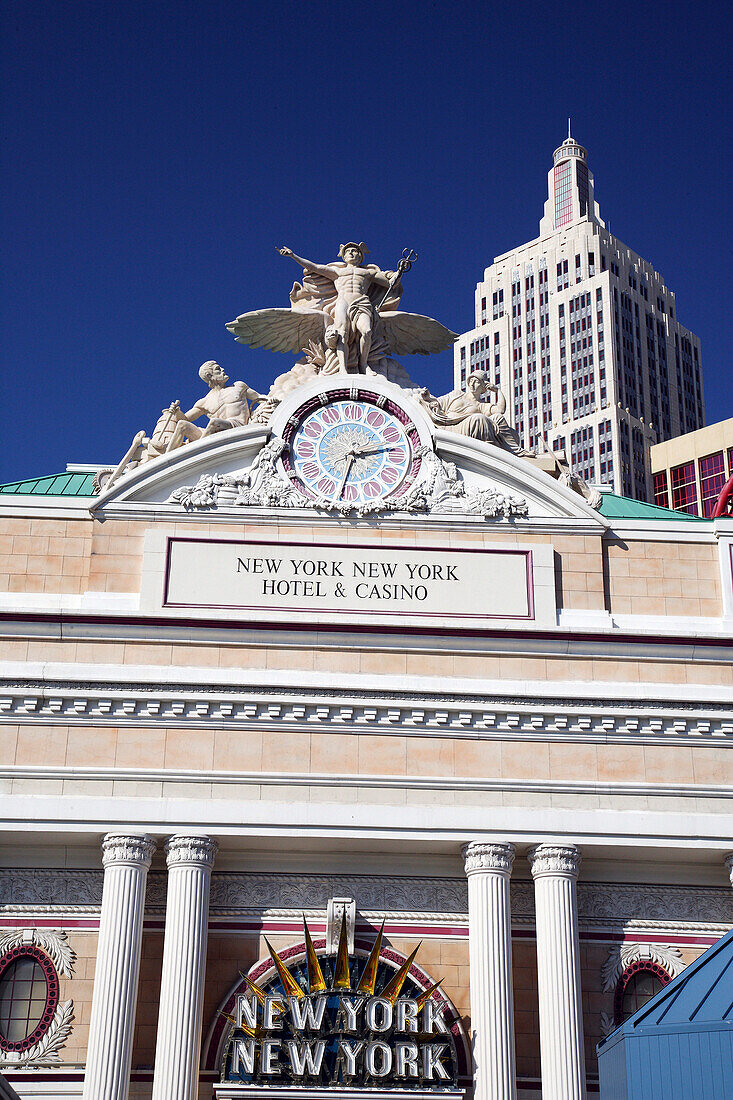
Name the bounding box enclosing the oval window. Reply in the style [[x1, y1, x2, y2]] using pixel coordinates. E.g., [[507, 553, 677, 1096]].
[[0, 946, 59, 1052]]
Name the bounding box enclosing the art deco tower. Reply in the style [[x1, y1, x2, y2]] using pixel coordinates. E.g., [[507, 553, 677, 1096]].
[[454, 128, 705, 501]]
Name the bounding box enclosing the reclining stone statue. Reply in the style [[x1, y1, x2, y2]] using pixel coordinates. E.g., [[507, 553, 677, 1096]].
[[423, 371, 602, 509]]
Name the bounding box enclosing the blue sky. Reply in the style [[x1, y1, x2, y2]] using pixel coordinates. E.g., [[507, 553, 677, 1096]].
[[2, 0, 730, 482]]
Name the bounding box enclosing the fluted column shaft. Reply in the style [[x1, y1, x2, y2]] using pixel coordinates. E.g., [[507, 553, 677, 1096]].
[[463, 842, 517, 1100], [725, 853, 733, 888], [528, 844, 586, 1100], [83, 833, 156, 1100], [151, 834, 218, 1100]]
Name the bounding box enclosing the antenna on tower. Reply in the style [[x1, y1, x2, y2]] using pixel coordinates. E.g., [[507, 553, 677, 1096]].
[[568, 117, 572, 139]]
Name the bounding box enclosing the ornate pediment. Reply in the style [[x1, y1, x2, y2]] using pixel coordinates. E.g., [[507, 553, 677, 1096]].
[[91, 244, 605, 530], [92, 375, 605, 528]]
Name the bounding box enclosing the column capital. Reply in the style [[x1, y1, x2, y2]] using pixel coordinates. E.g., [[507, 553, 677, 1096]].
[[725, 853, 733, 887], [164, 834, 218, 869], [463, 841, 515, 876], [528, 843, 582, 878], [102, 833, 156, 869]]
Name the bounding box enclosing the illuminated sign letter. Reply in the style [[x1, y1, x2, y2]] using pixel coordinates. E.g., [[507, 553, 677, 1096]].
[[231, 1039, 256, 1075], [422, 1043, 450, 1080], [365, 997, 393, 1033], [289, 995, 327, 1031], [395, 1041, 420, 1078], [264, 996, 285, 1030], [261, 1039, 282, 1075], [396, 998, 419, 1032], [365, 1041, 392, 1077], [423, 998, 449, 1034], [336, 1039, 364, 1076], [285, 1039, 326, 1076]]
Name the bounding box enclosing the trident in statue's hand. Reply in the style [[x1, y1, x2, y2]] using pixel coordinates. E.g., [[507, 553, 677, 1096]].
[[374, 248, 418, 311]]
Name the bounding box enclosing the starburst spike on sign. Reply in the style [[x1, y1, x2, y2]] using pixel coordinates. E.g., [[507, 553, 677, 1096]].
[[380, 945, 420, 1005], [303, 916, 327, 993], [238, 970, 268, 1007], [265, 937, 305, 1000], [356, 920, 385, 995], [219, 1010, 258, 1039], [415, 978, 444, 1010], [333, 912, 351, 990]]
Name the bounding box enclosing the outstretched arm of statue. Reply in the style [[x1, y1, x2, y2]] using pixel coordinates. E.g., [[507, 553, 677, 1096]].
[[278, 246, 339, 283]]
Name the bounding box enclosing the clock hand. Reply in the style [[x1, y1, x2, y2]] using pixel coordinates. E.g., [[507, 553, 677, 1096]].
[[352, 443, 401, 456], [336, 452, 355, 498]]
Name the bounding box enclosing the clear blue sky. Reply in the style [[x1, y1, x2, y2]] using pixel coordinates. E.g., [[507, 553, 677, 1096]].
[[2, 0, 730, 481]]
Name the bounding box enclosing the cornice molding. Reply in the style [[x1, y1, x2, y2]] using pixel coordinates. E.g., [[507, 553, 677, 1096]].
[[1, 678, 730, 746], [462, 841, 515, 875]]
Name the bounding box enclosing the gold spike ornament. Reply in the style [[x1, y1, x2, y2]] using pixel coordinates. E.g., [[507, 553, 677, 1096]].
[[264, 937, 305, 1000], [356, 920, 384, 995], [380, 945, 420, 1005], [333, 912, 351, 990], [303, 916, 327, 993]]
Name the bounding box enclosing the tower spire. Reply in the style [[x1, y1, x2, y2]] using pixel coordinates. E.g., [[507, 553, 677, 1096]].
[[568, 116, 572, 140]]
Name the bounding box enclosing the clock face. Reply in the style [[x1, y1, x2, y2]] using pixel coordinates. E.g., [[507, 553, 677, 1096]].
[[281, 389, 422, 506]]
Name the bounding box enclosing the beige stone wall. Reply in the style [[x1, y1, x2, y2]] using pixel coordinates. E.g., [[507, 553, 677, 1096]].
[[0, 517, 92, 595], [604, 536, 721, 617], [1, 721, 729, 792], [0, 513, 723, 618], [56, 930, 98, 1064]]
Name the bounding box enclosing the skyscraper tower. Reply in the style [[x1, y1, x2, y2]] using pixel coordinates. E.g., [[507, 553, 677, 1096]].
[[454, 129, 705, 501]]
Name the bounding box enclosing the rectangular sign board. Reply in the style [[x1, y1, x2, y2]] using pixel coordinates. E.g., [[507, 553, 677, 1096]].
[[163, 537, 536, 623]]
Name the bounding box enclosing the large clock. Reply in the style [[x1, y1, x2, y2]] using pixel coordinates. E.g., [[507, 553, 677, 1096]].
[[280, 387, 424, 506]]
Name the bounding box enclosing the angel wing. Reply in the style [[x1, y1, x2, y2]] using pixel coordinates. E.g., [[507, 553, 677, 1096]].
[[378, 312, 457, 356], [226, 308, 327, 353]]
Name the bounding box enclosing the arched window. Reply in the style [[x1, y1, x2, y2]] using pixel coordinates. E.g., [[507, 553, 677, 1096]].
[[0, 945, 59, 1053], [614, 960, 670, 1025]]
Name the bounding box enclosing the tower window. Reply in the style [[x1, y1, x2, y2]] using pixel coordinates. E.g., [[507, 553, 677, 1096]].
[[554, 161, 572, 227]]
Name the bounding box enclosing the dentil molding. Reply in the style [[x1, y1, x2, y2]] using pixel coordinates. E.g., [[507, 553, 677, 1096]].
[[0, 678, 731, 746]]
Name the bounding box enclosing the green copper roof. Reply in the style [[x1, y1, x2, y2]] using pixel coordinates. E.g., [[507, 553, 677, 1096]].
[[598, 492, 708, 521], [0, 472, 97, 497]]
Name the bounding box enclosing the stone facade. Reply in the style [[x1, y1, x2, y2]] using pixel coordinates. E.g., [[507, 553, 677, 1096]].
[[0, 380, 731, 1100]]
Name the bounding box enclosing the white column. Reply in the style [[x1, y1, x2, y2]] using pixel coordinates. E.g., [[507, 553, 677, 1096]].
[[528, 844, 586, 1100], [725, 853, 733, 887], [151, 834, 218, 1100], [83, 833, 156, 1100], [463, 842, 517, 1100]]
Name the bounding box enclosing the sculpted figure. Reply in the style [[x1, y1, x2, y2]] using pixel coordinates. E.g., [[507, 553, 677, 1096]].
[[423, 371, 506, 444], [425, 371, 602, 509], [279, 243, 391, 373], [227, 242, 456, 381], [94, 400, 187, 493], [166, 362, 262, 453]]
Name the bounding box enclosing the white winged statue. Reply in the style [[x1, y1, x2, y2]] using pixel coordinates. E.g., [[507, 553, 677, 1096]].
[[226, 243, 457, 380]]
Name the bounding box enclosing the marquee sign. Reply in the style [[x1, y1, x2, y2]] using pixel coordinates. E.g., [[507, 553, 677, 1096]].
[[219, 918, 460, 1090]]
